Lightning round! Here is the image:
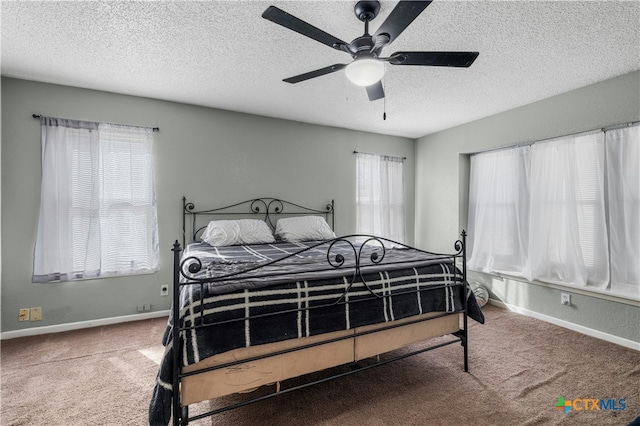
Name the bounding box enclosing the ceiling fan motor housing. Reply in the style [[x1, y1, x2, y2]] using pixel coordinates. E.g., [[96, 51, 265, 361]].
[[350, 36, 377, 55]]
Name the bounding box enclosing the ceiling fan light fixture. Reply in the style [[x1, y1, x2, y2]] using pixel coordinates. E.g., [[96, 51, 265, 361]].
[[345, 58, 385, 87]]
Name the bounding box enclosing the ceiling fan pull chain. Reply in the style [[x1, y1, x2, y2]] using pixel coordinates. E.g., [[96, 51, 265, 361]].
[[345, 75, 349, 101], [383, 82, 387, 120]]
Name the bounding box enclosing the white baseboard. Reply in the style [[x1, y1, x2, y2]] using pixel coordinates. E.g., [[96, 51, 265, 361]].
[[1, 310, 170, 340], [488, 299, 640, 351]]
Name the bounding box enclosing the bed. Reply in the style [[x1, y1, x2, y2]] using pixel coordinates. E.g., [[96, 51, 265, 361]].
[[149, 197, 484, 426]]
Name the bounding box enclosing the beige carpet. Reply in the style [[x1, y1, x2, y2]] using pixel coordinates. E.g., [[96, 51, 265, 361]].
[[1, 305, 638, 425]]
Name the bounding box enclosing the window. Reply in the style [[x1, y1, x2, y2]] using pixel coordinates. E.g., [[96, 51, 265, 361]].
[[467, 146, 530, 276], [355, 152, 405, 243], [607, 126, 640, 296], [33, 118, 159, 283], [528, 133, 608, 287], [467, 124, 639, 300]]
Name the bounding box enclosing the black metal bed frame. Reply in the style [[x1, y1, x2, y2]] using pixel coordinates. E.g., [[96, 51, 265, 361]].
[[171, 197, 469, 426]]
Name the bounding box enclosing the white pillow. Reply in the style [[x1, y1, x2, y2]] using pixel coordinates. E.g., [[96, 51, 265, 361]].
[[201, 219, 275, 246], [274, 216, 336, 242]]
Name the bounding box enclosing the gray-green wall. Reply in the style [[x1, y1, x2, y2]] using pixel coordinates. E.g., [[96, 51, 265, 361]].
[[415, 70, 640, 344], [3, 72, 639, 344], [1, 77, 415, 333]]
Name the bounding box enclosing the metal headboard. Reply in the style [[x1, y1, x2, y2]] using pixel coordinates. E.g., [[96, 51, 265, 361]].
[[182, 197, 335, 247]]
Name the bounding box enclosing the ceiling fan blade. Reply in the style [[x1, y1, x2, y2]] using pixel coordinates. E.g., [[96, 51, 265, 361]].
[[263, 6, 348, 51], [388, 51, 479, 67], [373, 1, 432, 45], [283, 64, 347, 84], [366, 81, 385, 101]]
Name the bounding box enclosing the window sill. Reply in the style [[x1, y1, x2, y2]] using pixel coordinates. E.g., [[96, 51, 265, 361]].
[[33, 269, 159, 284], [468, 268, 640, 307]]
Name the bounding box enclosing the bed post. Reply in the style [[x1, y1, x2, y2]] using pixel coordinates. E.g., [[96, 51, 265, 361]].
[[330, 199, 335, 230], [182, 197, 186, 249], [172, 241, 183, 426], [461, 229, 469, 372]]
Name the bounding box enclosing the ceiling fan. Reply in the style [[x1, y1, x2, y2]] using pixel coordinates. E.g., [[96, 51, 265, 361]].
[[262, 0, 479, 101]]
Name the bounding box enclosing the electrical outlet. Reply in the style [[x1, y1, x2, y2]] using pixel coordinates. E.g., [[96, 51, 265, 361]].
[[561, 293, 571, 306], [30, 307, 42, 321], [19, 308, 30, 321], [160, 284, 169, 296]]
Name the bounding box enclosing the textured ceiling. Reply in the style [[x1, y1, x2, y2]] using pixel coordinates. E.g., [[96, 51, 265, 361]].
[[2, 1, 639, 139]]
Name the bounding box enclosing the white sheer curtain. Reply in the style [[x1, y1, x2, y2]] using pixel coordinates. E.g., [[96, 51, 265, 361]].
[[529, 132, 608, 287], [356, 152, 405, 243], [468, 128, 635, 295], [606, 124, 640, 298], [467, 146, 530, 276], [33, 118, 159, 283]]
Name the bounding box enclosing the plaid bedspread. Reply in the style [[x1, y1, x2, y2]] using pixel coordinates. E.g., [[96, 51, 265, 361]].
[[149, 240, 484, 426]]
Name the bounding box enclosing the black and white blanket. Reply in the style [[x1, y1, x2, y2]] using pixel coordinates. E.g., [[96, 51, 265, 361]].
[[149, 240, 484, 426]]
